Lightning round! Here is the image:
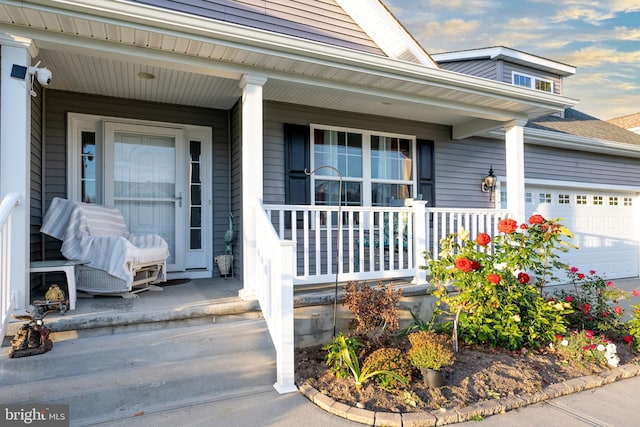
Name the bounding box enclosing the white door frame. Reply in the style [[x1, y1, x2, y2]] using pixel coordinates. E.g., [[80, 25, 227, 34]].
[[67, 113, 213, 277]]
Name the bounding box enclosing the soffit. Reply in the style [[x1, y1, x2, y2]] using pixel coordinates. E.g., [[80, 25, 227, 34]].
[[0, 1, 577, 129]]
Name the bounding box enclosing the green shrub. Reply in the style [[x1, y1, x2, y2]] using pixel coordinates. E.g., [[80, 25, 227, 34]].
[[363, 347, 412, 390], [407, 331, 454, 370], [627, 302, 640, 352]]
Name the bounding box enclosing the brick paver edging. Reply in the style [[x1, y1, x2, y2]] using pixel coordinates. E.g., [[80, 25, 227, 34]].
[[298, 362, 640, 426]]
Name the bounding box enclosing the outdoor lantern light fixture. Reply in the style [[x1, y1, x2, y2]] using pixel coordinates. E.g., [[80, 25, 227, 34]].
[[481, 167, 497, 200]]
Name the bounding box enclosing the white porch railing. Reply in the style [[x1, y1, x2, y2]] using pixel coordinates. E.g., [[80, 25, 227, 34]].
[[425, 208, 512, 260], [0, 193, 20, 340], [263, 203, 510, 284], [264, 202, 428, 284], [253, 201, 297, 394]]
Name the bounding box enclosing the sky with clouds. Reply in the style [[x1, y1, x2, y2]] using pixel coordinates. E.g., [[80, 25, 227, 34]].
[[381, 0, 640, 120]]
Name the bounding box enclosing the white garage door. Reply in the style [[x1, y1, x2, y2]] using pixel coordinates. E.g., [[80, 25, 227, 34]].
[[525, 186, 639, 280]]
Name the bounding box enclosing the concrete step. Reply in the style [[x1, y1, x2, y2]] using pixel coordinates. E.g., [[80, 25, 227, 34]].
[[0, 320, 276, 426]]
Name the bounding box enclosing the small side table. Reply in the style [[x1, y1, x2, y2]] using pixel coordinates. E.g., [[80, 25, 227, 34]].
[[29, 260, 86, 311]]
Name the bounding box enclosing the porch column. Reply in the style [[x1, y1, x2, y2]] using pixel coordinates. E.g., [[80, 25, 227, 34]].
[[1, 35, 35, 310], [411, 200, 428, 285], [504, 121, 526, 222], [239, 74, 267, 300]]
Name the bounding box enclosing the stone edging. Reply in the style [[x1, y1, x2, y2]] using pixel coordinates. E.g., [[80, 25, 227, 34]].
[[298, 362, 640, 426]]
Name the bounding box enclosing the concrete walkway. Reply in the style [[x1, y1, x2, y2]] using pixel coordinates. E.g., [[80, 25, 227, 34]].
[[95, 374, 640, 426]]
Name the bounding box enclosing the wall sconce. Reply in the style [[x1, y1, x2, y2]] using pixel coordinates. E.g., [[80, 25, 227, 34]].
[[481, 167, 497, 201]]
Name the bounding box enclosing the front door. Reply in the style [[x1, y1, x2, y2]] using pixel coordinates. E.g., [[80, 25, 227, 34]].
[[104, 122, 186, 272]]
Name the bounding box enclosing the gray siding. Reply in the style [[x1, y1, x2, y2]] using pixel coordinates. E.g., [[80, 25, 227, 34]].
[[29, 83, 45, 293], [30, 84, 44, 262], [503, 62, 562, 95], [131, 0, 383, 55], [263, 101, 450, 205], [40, 90, 231, 264], [524, 144, 640, 186], [434, 137, 505, 209], [230, 101, 242, 279], [438, 59, 498, 80]]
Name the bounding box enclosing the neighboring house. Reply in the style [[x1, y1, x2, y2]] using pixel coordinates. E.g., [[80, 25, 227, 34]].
[[4, 0, 638, 345], [608, 113, 640, 135], [433, 47, 640, 280]]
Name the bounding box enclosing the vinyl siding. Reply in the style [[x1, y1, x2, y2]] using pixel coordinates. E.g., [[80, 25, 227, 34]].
[[503, 62, 562, 95], [131, 0, 383, 55], [40, 90, 231, 264], [230, 100, 242, 279], [437, 59, 498, 80], [434, 137, 505, 208], [262, 101, 450, 205], [524, 144, 640, 186], [29, 84, 45, 292]]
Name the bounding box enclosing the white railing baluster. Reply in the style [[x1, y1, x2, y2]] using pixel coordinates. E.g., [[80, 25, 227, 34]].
[[259, 204, 510, 285]]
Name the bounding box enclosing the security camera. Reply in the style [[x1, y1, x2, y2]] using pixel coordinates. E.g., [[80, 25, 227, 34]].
[[35, 68, 52, 86]]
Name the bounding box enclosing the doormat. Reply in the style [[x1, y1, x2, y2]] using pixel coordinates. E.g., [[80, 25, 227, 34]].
[[159, 278, 191, 287]]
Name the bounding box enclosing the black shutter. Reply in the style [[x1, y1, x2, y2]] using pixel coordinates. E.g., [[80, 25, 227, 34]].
[[284, 124, 310, 228], [417, 139, 435, 206]]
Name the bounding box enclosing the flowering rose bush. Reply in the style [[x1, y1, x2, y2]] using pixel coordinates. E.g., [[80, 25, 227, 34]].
[[427, 215, 574, 350], [552, 330, 619, 367], [553, 269, 629, 334], [627, 302, 640, 352]]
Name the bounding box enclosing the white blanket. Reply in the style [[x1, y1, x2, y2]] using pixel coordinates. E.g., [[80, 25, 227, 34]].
[[40, 197, 169, 284]]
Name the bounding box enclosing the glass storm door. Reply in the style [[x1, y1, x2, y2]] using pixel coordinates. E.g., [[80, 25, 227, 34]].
[[104, 122, 186, 271]]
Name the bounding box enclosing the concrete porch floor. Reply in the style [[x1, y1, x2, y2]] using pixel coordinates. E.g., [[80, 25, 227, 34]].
[[6, 277, 256, 341]]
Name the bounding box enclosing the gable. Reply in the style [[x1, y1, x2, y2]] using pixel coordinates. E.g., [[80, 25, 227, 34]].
[[130, 0, 385, 55]]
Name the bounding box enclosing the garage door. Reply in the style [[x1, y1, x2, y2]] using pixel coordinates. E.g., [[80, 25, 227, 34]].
[[525, 186, 639, 280]]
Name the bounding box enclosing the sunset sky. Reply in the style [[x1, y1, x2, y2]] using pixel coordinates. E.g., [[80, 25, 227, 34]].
[[382, 0, 640, 121]]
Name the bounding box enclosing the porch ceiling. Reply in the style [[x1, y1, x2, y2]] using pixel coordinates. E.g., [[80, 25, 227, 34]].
[[0, 0, 578, 131]]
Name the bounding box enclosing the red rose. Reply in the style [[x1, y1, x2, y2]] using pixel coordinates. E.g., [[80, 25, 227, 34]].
[[476, 233, 491, 246], [633, 289, 640, 297], [570, 267, 579, 273], [582, 303, 591, 314], [589, 269, 596, 275], [487, 273, 501, 284], [455, 257, 474, 272], [520, 223, 528, 230], [577, 273, 585, 279], [528, 214, 545, 224], [585, 330, 594, 338], [602, 311, 609, 318], [471, 261, 481, 271], [497, 218, 518, 234], [623, 335, 633, 344], [607, 281, 614, 287], [614, 306, 623, 315], [565, 295, 573, 302], [517, 272, 530, 284]]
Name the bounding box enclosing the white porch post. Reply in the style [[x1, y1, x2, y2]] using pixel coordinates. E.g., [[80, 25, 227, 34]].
[[239, 74, 267, 301], [1, 35, 34, 310], [411, 200, 428, 285], [504, 121, 526, 222]]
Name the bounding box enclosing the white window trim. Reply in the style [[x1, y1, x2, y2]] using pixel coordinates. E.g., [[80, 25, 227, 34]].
[[511, 71, 554, 93], [309, 123, 417, 206]]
